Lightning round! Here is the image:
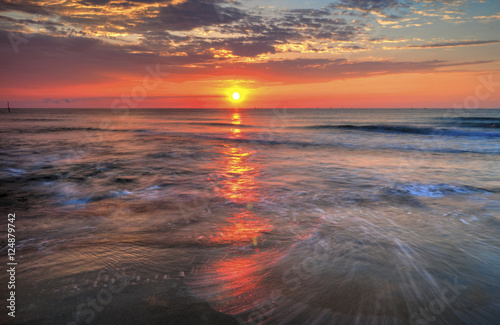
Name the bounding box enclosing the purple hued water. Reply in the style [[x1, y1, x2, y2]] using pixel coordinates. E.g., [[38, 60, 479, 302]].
[[1, 108, 499, 324]]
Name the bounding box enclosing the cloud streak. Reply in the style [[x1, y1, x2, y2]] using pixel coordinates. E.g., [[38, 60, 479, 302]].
[[399, 40, 500, 49]]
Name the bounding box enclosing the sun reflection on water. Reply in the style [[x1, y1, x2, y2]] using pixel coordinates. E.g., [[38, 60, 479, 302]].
[[215, 112, 260, 206], [211, 111, 271, 246], [188, 110, 283, 317]]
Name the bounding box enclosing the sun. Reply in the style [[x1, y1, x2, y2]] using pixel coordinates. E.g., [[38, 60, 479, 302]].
[[232, 92, 240, 101]]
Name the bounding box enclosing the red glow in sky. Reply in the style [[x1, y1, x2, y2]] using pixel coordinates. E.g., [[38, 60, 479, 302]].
[[1, 0, 499, 108]]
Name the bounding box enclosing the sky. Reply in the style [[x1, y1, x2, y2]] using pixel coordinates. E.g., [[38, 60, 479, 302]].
[[0, 0, 499, 108]]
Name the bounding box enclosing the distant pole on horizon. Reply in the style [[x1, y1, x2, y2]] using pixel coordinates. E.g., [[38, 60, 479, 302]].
[[7, 101, 11, 113]]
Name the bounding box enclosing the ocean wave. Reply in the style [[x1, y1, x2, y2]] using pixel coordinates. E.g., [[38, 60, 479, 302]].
[[0, 127, 116, 134], [203, 135, 323, 148], [389, 183, 494, 198], [301, 124, 500, 137], [189, 122, 256, 128], [133, 129, 154, 133], [4, 168, 27, 176], [195, 134, 499, 156], [62, 189, 132, 206], [453, 122, 500, 129], [4, 118, 61, 122], [443, 117, 500, 122]]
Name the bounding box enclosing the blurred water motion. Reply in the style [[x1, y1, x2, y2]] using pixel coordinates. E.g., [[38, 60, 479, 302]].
[[0, 109, 499, 324]]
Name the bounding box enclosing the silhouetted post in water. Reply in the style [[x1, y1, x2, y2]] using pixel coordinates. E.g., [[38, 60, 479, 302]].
[[7, 101, 10, 113]]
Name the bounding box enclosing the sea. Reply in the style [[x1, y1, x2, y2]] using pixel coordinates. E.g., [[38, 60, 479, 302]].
[[0, 108, 499, 325]]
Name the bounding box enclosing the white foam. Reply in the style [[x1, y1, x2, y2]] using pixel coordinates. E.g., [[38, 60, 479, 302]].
[[403, 183, 485, 198], [110, 189, 132, 197], [6, 168, 26, 176], [405, 184, 447, 198]]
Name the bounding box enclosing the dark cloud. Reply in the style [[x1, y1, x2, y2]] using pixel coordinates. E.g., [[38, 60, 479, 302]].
[[288, 8, 332, 17], [225, 40, 276, 57], [79, 0, 113, 5], [204, 9, 366, 56], [0, 30, 179, 88], [279, 8, 367, 42], [332, 0, 407, 12], [330, 0, 464, 13], [157, 0, 245, 31], [0, 0, 371, 59], [124, 2, 367, 58], [0, 1, 57, 15], [0, 15, 65, 32], [79, 0, 166, 5]]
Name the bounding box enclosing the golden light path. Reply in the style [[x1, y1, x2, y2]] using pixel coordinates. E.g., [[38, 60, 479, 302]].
[[192, 111, 277, 315], [209, 111, 273, 245]]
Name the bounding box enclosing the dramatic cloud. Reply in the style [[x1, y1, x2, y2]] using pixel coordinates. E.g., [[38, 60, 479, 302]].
[[1, 28, 492, 90], [0, 0, 498, 107], [0, 1, 54, 15], [157, 0, 245, 31]]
